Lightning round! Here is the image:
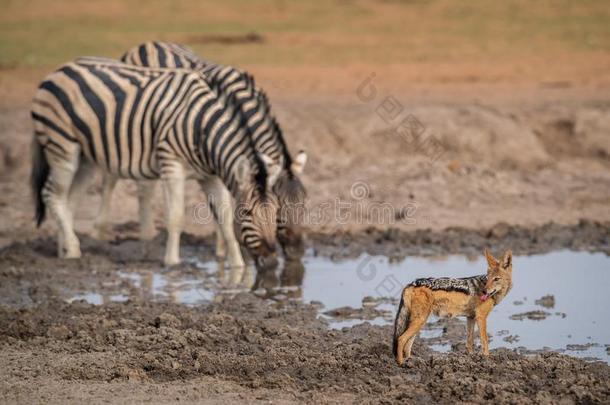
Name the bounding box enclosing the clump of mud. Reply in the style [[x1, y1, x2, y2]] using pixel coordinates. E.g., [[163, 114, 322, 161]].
[[535, 294, 556, 308], [1, 295, 609, 403], [510, 310, 552, 321]]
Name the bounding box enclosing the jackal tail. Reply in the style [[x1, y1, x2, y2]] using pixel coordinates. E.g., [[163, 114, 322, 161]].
[[392, 286, 412, 356]]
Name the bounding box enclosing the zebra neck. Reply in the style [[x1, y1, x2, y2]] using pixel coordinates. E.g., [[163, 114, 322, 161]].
[[204, 66, 286, 165], [218, 157, 261, 203]]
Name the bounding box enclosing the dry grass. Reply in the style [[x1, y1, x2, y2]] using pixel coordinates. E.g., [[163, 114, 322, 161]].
[[1, 0, 609, 69]]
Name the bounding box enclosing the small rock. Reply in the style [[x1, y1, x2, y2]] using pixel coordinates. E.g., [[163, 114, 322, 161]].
[[535, 295, 555, 309]]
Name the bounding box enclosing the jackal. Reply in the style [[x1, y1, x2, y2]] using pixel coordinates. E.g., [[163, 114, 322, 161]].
[[393, 249, 513, 365]]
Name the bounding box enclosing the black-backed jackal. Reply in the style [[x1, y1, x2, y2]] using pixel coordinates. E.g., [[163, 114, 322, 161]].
[[393, 249, 513, 365]]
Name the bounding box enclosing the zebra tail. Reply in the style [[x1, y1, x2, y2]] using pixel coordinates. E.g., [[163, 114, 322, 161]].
[[30, 139, 49, 227], [392, 287, 412, 357]]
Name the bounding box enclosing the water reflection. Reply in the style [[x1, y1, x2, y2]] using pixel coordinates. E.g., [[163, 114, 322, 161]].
[[67, 250, 610, 362], [217, 260, 254, 289], [253, 258, 305, 299]]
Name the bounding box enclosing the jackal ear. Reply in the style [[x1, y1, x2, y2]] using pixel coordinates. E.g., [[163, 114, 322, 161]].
[[259, 153, 281, 188], [291, 151, 307, 175], [501, 250, 512, 270], [235, 156, 253, 191], [484, 248, 498, 269]]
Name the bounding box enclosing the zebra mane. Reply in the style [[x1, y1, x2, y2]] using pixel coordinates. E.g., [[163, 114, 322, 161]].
[[243, 71, 255, 88], [272, 119, 294, 176], [252, 152, 269, 196], [223, 90, 269, 196], [252, 90, 295, 176]]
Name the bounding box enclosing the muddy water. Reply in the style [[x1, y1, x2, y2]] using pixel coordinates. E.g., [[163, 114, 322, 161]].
[[69, 250, 610, 362], [301, 251, 610, 361]]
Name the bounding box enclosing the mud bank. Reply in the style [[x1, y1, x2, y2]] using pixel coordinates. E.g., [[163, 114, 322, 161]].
[[309, 219, 610, 260], [1, 295, 609, 404], [0, 220, 608, 309]]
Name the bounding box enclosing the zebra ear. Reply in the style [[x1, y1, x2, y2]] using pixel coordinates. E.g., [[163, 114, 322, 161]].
[[259, 153, 281, 188], [291, 151, 307, 175], [235, 156, 252, 191]]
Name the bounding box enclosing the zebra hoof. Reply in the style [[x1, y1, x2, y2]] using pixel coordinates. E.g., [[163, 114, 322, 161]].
[[164, 256, 181, 267], [64, 250, 82, 259]]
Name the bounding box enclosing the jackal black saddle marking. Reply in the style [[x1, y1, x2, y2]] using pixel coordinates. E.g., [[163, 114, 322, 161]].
[[409, 275, 487, 295]]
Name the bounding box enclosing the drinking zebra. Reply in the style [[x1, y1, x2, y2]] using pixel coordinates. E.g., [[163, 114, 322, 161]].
[[31, 57, 281, 268], [96, 41, 307, 268]]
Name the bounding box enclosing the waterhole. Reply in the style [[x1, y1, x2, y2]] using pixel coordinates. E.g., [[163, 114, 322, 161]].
[[68, 250, 610, 362]]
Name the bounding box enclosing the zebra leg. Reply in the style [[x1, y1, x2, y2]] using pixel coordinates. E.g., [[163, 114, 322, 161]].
[[137, 180, 158, 240], [44, 149, 81, 259], [199, 177, 245, 270], [161, 161, 185, 266], [68, 159, 96, 223], [198, 178, 224, 259], [94, 174, 118, 240], [212, 222, 227, 260]]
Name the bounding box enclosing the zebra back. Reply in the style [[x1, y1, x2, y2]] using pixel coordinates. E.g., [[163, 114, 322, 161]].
[[121, 41, 210, 70], [121, 41, 295, 177], [32, 57, 272, 198]]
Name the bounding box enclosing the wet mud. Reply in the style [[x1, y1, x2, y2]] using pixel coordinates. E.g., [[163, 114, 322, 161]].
[[310, 220, 610, 261], [2, 80, 610, 401], [1, 222, 609, 403], [1, 295, 609, 404]]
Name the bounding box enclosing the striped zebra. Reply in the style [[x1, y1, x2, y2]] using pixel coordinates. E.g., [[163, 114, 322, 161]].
[[96, 41, 307, 268], [31, 57, 282, 268]]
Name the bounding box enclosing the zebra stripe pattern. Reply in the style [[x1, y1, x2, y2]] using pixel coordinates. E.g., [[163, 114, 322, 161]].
[[31, 57, 280, 266], [121, 41, 308, 257], [122, 41, 304, 185]]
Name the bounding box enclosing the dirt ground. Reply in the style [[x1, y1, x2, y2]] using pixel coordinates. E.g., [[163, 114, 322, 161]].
[[1, 294, 609, 404], [1, 74, 609, 401], [2, 1, 610, 402]]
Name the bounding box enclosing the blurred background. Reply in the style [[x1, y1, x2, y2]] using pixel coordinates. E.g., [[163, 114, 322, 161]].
[[0, 0, 609, 241], [2, 1, 609, 84], [0, 3, 609, 401]]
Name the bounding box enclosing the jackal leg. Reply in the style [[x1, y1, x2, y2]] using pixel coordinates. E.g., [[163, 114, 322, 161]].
[[404, 336, 417, 358], [466, 317, 476, 353], [396, 292, 432, 365], [396, 318, 428, 365], [477, 317, 489, 355], [475, 300, 494, 355]]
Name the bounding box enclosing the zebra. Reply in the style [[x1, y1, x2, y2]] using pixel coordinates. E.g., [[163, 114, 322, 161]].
[[31, 57, 282, 269], [94, 41, 308, 269]]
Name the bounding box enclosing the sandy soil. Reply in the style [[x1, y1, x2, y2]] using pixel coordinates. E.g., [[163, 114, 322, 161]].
[[1, 59, 610, 402], [1, 71, 610, 244]]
